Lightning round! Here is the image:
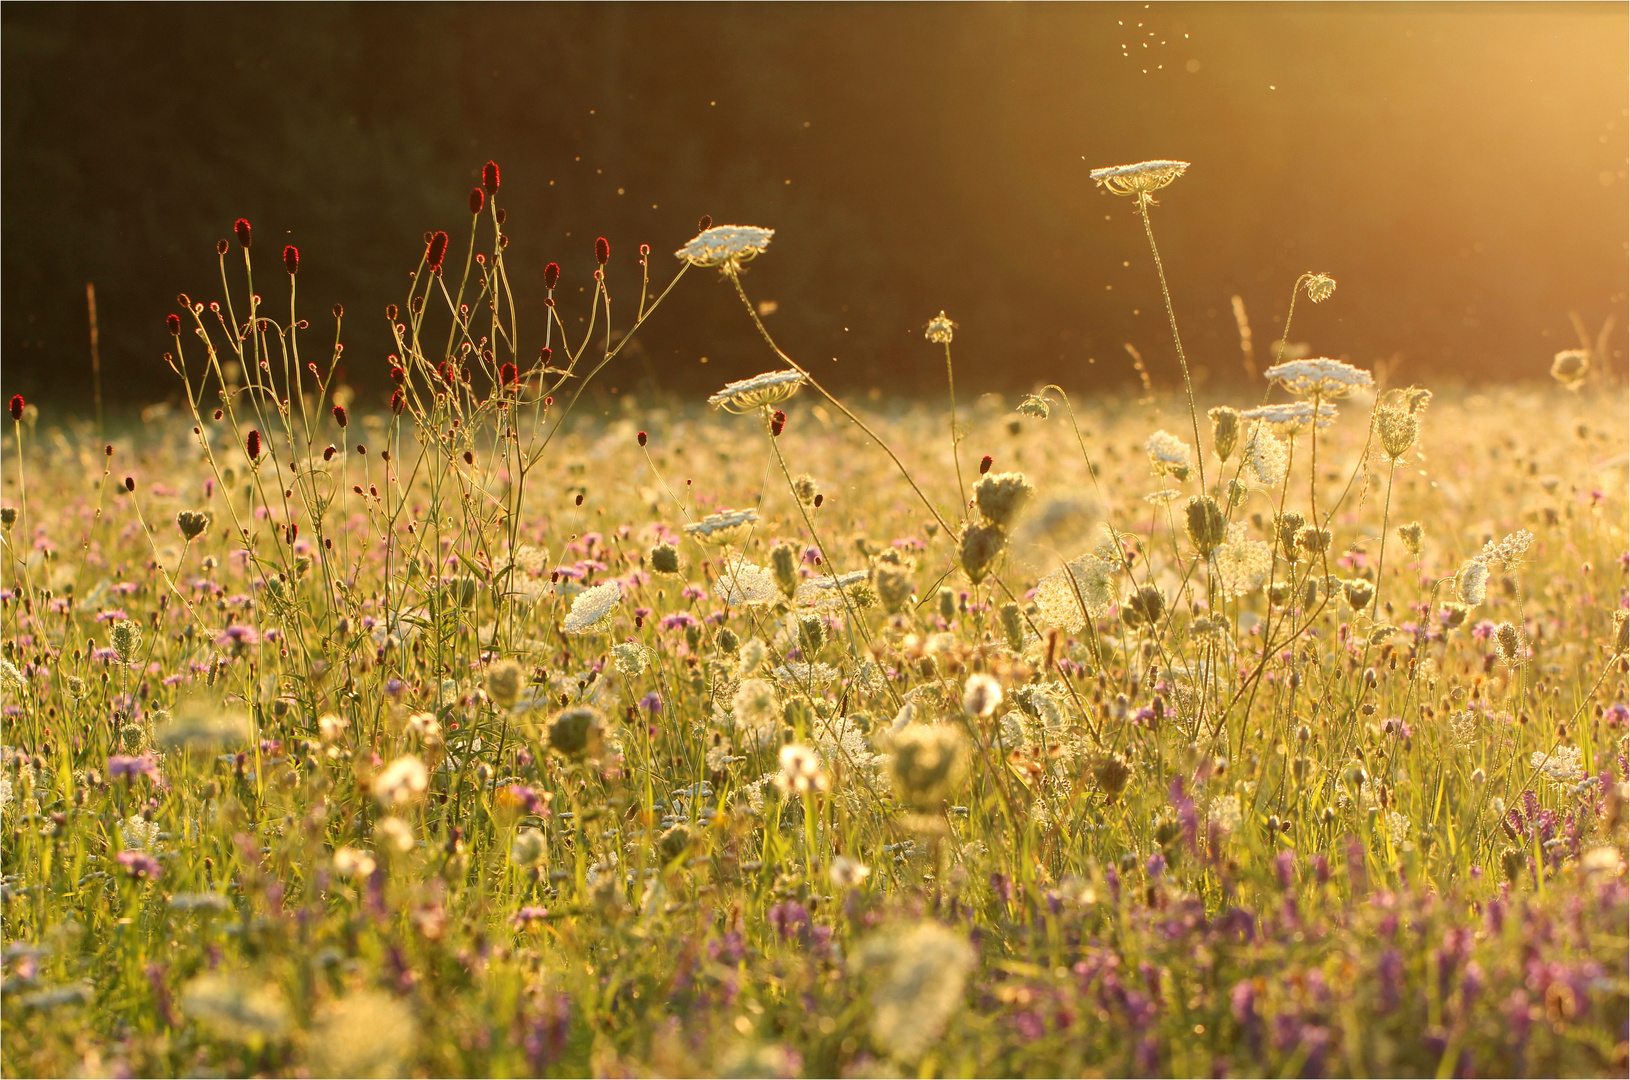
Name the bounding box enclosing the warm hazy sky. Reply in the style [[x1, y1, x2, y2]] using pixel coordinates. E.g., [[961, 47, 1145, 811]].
[[3, 3, 1625, 407]]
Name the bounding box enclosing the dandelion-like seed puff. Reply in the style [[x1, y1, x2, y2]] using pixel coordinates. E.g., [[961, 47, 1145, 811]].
[[674, 225, 775, 271], [1090, 160, 1190, 202], [706, 369, 808, 413]]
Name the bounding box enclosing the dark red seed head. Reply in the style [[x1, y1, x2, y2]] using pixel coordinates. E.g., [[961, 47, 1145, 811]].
[[8, 395, 23, 421], [595, 237, 610, 265], [543, 263, 560, 290], [979, 454, 993, 475], [500, 362, 518, 388], [391, 389, 406, 415], [770, 410, 786, 437], [813, 493, 824, 508], [282, 245, 299, 274], [234, 219, 252, 249], [216, 239, 230, 256], [495, 208, 507, 226], [637, 430, 648, 447], [426, 231, 450, 273], [697, 214, 713, 232], [538, 346, 553, 367], [105, 444, 113, 456], [124, 476, 135, 492], [333, 303, 344, 319], [482, 160, 500, 196], [246, 430, 262, 459], [469, 188, 485, 215], [389, 366, 406, 383], [332, 405, 348, 428], [639, 243, 650, 258], [166, 314, 181, 335], [323, 445, 337, 461]]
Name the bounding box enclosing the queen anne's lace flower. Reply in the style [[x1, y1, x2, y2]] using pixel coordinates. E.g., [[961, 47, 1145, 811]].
[[1263, 358, 1373, 399], [925, 311, 956, 344], [1034, 554, 1117, 631], [795, 570, 869, 611], [1212, 536, 1273, 599], [1242, 401, 1339, 432], [706, 370, 807, 413], [674, 224, 774, 269], [562, 581, 621, 634], [1242, 423, 1289, 486], [1144, 430, 1193, 477], [683, 507, 759, 546], [1089, 160, 1190, 198], [1531, 746, 1585, 786], [717, 558, 779, 607]]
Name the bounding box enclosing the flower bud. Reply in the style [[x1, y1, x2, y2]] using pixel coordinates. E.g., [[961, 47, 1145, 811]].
[[282, 245, 299, 275], [595, 237, 610, 265], [167, 313, 181, 335], [426, 231, 449, 273], [469, 187, 485, 215], [544, 263, 560, 290], [697, 214, 713, 232], [482, 160, 500, 196], [245, 430, 262, 460], [7, 395, 21, 422], [332, 405, 348, 428], [234, 218, 252, 249]]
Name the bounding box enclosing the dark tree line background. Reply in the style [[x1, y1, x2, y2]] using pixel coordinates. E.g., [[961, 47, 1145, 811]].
[[3, 2, 1625, 411]]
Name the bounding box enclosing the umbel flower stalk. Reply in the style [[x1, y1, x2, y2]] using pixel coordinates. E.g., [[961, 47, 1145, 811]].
[[1091, 159, 1207, 490]]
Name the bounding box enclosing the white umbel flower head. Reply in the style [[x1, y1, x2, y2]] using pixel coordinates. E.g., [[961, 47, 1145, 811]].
[[1144, 430, 1194, 478], [853, 921, 977, 1062], [1035, 554, 1117, 631], [1090, 160, 1190, 199], [1263, 358, 1374, 399], [1531, 746, 1585, 785], [562, 581, 621, 634], [925, 311, 956, 344], [706, 369, 808, 413], [1241, 423, 1289, 485], [1213, 537, 1273, 599], [1242, 401, 1339, 433], [675, 224, 775, 269], [1456, 560, 1489, 607], [795, 570, 870, 612], [829, 855, 872, 889], [717, 557, 780, 606], [683, 507, 759, 547]]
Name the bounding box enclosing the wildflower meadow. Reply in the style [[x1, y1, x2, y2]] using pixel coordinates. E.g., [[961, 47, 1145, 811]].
[[1, 158, 1626, 1078]]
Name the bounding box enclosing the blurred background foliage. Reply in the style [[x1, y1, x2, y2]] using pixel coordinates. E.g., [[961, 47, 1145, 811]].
[[2, 2, 1625, 409]]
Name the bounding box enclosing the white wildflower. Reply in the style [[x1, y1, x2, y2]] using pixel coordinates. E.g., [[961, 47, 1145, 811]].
[[181, 972, 291, 1044], [1479, 529, 1534, 567], [717, 558, 780, 607], [1144, 429, 1193, 478], [830, 855, 872, 889], [853, 921, 977, 1061], [675, 224, 775, 269], [562, 581, 621, 634], [610, 642, 650, 676], [1089, 159, 1190, 198], [1263, 358, 1373, 399], [1033, 554, 1117, 631], [961, 673, 1002, 717], [121, 815, 162, 851], [775, 743, 829, 795], [706, 369, 807, 413], [1531, 746, 1585, 786], [1242, 422, 1289, 485], [1456, 560, 1489, 607], [795, 570, 869, 612], [1211, 795, 1242, 834], [1213, 538, 1273, 599], [683, 507, 759, 547], [331, 847, 377, 880], [1242, 400, 1339, 432], [925, 311, 956, 344], [308, 991, 418, 1078], [732, 678, 782, 744]]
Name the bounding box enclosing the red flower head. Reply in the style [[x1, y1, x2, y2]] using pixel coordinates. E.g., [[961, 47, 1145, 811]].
[[979, 455, 993, 475], [166, 314, 181, 335], [332, 404, 348, 428], [469, 188, 485, 215], [538, 346, 553, 367], [543, 262, 561, 290], [282, 245, 299, 275], [246, 430, 262, 460], [389, 366, 406, 383], [482, 160, 500, 196], [391, 389, 406, 415], [595, 237, 610, 266], [426, 231, 450, 273], [697, 214, 713, 232], [234, 219, 252, 249], [770, 410, 786, 438], [500, 362, 518, 388], [637, 430, 648, 447], [7, 395, 21, 421]]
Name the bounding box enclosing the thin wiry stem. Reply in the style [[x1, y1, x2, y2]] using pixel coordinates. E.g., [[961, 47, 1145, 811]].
[[1135, 195, 1207, 492]]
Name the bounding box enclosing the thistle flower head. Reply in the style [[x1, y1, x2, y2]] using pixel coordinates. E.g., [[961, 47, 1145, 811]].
[[706, 369, 807, 413], [1089, 159, 1190, 199], [675, 224, 775, 270], [562, 581, 621, 634], [925, 311, 956, 345], [683, 507, 759, 547], [1263, 358, 1373, 399]]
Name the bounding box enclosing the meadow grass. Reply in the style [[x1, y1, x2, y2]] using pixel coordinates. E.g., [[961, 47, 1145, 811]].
[[1, 163, 1626, 1078]]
